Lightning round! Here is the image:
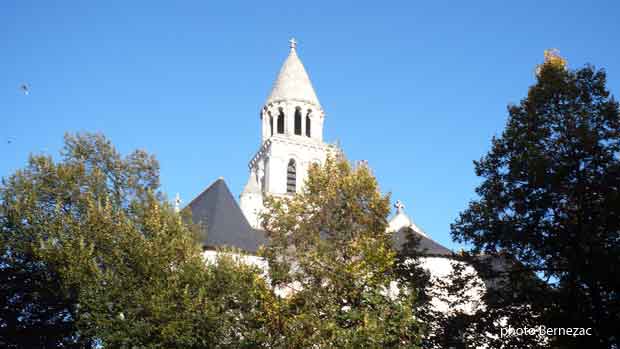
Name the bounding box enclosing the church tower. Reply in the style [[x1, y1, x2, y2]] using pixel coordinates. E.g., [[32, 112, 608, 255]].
[[240, 39, 336, 228]]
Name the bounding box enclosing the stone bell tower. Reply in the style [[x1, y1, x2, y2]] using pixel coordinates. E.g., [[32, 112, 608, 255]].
[[240, 38, 336, 228]]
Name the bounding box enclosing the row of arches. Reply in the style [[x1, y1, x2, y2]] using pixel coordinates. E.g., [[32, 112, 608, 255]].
[[269, 108, 312, 138]]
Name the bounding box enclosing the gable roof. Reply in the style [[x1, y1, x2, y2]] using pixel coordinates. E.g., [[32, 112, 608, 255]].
[[187, 179, 452, 257], [392, 227, 453, 256], [186, 178, 266, 253]]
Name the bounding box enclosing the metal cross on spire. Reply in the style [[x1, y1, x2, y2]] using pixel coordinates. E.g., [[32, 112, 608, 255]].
[[394, 200, 405, 214], [289, 37, 297, 50]]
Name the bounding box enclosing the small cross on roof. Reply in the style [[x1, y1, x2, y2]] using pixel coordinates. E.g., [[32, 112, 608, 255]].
[[394, 200, 405, 213]]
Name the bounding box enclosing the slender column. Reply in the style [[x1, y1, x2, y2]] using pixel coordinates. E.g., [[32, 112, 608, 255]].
[[301, 109, 306, 137], [261, 110, 268, 142], [286, 104, 295, 136]]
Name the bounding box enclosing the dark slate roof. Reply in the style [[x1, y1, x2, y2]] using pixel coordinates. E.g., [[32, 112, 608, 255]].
[[186, 178, 267, 253], [187, 178, 452, 257], [392, 227, 453, 256]]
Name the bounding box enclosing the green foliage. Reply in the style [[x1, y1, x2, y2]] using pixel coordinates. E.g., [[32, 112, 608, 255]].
[[260, 158, 423, 348], [394, 228, 451, 349], [0, 133, 271, 348], [451, 61, 620, 347]]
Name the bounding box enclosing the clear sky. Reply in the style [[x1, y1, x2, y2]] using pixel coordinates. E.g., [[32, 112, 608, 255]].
[[2, 1, 619, 250]]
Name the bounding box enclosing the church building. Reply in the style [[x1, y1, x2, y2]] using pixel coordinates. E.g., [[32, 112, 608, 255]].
[[185, 38, 453, 260], [180, 40, 495, 347]]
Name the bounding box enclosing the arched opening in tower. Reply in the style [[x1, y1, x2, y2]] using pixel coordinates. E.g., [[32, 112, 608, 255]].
[[287, 159, 296, 194], [294, 108, 302, 135], [306, 112, 311, 137], [269, 114, 274, 136], [277, 109, 285, 134]]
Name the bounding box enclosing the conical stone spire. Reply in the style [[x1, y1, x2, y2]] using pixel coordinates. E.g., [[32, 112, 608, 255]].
[[266, 38, 321, 108], [242, 168, 261, 194]]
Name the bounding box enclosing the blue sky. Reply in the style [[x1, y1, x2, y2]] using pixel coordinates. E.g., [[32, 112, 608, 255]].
[[2, 1, 619, 250]]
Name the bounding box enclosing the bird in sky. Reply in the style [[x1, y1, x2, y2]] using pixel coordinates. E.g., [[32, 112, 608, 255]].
[[20, 84, 29, 95]]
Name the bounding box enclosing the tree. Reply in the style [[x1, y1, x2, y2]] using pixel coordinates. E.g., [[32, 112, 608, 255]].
[[394, 228, 460, 349], [393, 228, 442, 348], [0, 133, 272, 348], [260, 157, 423, 348], [451, 52, 620, 348]]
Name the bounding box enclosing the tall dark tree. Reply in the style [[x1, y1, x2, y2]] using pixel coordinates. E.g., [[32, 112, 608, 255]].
[[451, 52, 620, 348]]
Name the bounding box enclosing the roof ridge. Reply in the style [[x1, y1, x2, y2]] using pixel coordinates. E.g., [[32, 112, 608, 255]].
[[184, 177, 226, 210], [187, 178, 266, 253]]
